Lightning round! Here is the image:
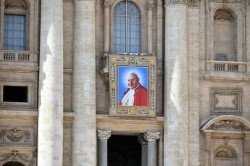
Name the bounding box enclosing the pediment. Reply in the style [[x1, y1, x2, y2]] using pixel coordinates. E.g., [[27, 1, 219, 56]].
[[200, 115, 250, 131]]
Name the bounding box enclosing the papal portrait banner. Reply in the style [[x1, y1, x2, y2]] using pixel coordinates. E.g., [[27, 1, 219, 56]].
[[109, 54, 157, 117]]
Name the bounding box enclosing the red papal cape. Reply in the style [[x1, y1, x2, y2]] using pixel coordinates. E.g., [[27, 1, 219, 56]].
[[120, 84, 148, 106]]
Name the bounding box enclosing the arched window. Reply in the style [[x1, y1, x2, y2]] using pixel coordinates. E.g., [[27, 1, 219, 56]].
[[4, 0, 28, 50], [113, 1, 140, 53]]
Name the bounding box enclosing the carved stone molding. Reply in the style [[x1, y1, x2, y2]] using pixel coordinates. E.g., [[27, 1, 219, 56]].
[[5, 0, 28, 10], [165, 0, 187, 5], [0, 150, 33, 165], [210, 88, 242, 114], [188, 0, 199, 7], [0, 127, 35, 146], [147, 0, 155, 10], [103, 0, 111, 8], [215, 137, 237, 160], [143, 132, 160, 142], [214, 9, 234, 22], [97, 130, 111, 140], [208, 120, 246, 131]]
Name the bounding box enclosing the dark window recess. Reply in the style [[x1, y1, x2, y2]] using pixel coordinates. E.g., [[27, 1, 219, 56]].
[[3, 86, 28, 102]]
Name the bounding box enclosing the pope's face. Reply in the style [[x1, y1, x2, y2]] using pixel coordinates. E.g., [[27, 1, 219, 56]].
[[127, 74, 139, 89]]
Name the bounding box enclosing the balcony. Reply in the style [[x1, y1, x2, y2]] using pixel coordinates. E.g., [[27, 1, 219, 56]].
[[204, 61, 249, 82], [0, 50, 39, 71]]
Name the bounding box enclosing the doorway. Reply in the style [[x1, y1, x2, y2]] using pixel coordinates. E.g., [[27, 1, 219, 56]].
[[108, 135, 141, 166], [3, 161, 24, 166]]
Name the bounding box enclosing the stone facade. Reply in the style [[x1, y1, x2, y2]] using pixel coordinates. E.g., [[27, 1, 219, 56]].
[[0, 0, 249, 165]]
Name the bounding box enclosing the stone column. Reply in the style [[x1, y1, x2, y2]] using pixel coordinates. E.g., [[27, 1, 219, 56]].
[[72, 0, 96, 166], [164, 1, 189, 165], [144, 132, 160, 166], [187, 2, 200, 166], [138, 135, 148, 166], [147, 0, 154, 54], [97, 130, 111, 166], [38, 0, 63, 165], [103, 0, 110, 53]]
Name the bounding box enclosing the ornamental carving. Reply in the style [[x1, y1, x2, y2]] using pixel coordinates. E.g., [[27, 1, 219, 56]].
[[215, 137, 237, 160], [188, 0, 199, 7], [0, 150, 33, 165], [144, 132, 160, 142], [5, 0, 28, 10], [166, 0, 186, 5], [0, 127, 34, 145], [214, 9, 234, 21], [147, 0, 155, 10], [209, 120, 245, 130], [97, 130, 111, 140]]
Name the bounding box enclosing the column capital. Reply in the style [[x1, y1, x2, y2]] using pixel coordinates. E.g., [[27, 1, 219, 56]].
[[138, 135, 147, 145], [103, 0, 111, 8], [144, 132, 160, 142], [97, 130, 111, 140], [147, 0, 155, 10]]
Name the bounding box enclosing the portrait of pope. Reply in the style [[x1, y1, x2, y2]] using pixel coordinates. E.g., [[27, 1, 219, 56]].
[[118, 69, 148, 106]]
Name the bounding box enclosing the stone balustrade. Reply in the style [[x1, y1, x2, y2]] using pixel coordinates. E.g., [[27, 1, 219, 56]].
[[206, 61, 247, 72], [0, 50, 38, 62]]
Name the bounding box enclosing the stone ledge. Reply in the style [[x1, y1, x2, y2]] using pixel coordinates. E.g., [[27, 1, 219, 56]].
[[0, 110, 75, 121], [0, 62, 39, 72], [204, 72, 250, 82], [97, 114, 164, 135]]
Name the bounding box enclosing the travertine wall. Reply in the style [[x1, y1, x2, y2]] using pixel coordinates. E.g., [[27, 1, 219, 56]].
[[1, 0, 250, 165]]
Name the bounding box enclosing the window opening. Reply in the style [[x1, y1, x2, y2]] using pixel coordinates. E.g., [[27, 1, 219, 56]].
[[4, 14, 26, 50], [3, 86, 28, 102], [113, 1, 140, 53]]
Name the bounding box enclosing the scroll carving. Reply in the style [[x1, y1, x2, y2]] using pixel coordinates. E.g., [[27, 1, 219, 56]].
[[0, 127, 34, 145], [97, 130, 111, 140], [144, 132, 160, 141], [209, 120, 246, 130]]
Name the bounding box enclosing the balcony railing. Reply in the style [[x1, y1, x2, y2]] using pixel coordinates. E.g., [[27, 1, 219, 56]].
[[206, 61, 247, 72], [0, 50, 38, 62]]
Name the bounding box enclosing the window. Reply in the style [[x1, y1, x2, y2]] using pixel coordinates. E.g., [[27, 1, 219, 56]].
[[3, 86, 28, 102], [113, 1, 140, 53], [4, 15, 26, 50], [216, 54, 227, 61]]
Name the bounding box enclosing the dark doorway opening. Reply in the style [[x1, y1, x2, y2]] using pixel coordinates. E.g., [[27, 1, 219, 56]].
[[3, 161, 24, 166], [108, 135, 141, 166]]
